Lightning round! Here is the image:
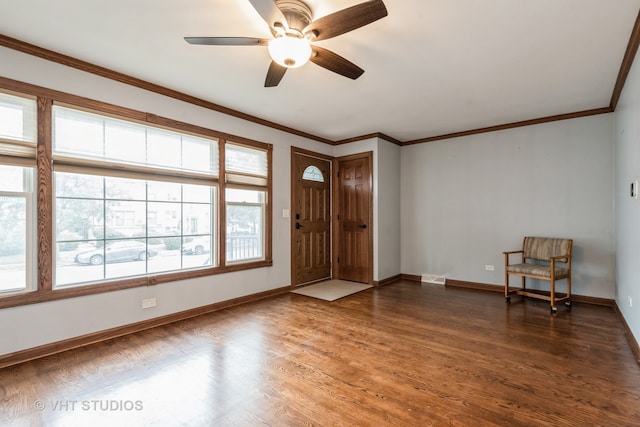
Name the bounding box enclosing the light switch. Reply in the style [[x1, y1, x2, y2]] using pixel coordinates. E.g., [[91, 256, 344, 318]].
[[282, 209, 290, 218]]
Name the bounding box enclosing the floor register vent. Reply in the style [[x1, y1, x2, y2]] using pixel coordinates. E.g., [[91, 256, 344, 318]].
[[421, 274, 446, 285]]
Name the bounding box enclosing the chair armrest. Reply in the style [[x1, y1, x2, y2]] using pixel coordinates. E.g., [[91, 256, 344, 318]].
[[504, 250, 524, 267], [550, 255, 570, 263]]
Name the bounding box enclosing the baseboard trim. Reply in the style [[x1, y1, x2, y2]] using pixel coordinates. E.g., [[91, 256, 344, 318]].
[[416, 278, 617, 307], [615, 304, 640, 365], [374, 274, 401, 287], [400, 273, 421, 282], [0, 286, 290, 369], [446, 279, 503, 293]]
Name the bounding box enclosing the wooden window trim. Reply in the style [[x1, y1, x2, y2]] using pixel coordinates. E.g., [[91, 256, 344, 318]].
[[0, 78, 274, 310]]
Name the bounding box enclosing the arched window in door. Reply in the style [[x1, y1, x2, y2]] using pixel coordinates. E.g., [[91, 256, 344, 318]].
[[302, 165, 324, 182]]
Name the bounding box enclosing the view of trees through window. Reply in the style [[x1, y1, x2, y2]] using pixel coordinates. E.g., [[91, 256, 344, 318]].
[[0, 90, 271, 298], [55, 173, 215, 287], [226, 189, 264, 262], [0, 165, 33, 293]]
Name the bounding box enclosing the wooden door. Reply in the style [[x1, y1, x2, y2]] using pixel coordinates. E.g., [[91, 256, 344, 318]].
[[292, 151, 332, 286], [336, 153, 372, 284]]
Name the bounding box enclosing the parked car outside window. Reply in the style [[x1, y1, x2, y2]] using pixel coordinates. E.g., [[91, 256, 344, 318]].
[[74, 241, 157, 265], [181, 237, 210, 255]]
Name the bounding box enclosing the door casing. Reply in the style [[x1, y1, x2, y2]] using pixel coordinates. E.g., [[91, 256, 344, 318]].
[[333, 151, 374, 285], [290, 147, 374, 287], [290, 147, 333, 287]]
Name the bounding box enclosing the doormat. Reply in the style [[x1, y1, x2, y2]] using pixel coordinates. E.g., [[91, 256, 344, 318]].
[[291, 279, 373, 301]]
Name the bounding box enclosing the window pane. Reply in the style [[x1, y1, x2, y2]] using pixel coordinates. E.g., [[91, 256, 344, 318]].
[[226, 189, 264, 263], [0, 195, 27, 293], [147, 130, 181, 169], [181, 235, 212, 269], [105, 177, 146, 200], [227, 188, 264, 203], [56, 172, 104, 199], [56, 198, 104, 242], [183, 184, 211, 203], [53, 106, 219, 176], [302, 165, 324, 182], [106, 201, 146, 238], [183, 203, 211, 235], [0, 92, 36, 143], [148, 181, 181, 202], [105, 122, 146, 165], [148, 202, 181, 237], [183, 135, 217, 174], [0, 165, 28, 192], [226, 144, 267, 176], [105, 239, 149, 279], [55, 173, 216, 287], [54, 110, 104, 158]]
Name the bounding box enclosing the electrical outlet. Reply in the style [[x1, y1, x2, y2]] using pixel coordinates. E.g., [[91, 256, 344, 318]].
[[485, 265, 495, 271], [142, 298, 157, 309]]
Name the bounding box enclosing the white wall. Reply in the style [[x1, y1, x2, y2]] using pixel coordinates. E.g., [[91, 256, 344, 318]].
[[374, 139, 401, 281], [0, 42, 628, 356], [615, 46, 640, 343], [0, 47, 334, 355], [401, 114, 616, 298]]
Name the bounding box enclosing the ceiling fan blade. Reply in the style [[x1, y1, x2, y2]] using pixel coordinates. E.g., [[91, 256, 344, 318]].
[[184, 37, 268, 46], [265, 61, 287, 87], [310, 46, 364, 80], [248, 0, 288, 31], [304, 0, 388, 41]]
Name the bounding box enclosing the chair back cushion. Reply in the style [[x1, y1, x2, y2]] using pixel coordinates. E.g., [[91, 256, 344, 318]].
[[523, 237, 571, 261]]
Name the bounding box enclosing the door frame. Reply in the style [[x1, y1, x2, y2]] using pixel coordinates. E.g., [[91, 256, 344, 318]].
[[333, 151, 374, 285], [290, 146, 334, 287]]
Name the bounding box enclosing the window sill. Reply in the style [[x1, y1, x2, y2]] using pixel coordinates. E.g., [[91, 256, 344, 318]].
[[0, 259, 273, 309]]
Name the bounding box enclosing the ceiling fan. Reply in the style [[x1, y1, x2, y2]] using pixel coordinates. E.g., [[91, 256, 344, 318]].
[[185, 0, 388, 87]]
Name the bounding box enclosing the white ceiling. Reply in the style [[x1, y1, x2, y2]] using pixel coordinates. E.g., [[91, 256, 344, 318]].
[[1, 0, 639, 142]]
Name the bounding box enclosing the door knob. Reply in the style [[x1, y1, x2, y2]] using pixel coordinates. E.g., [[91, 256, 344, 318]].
[[296, 223, 304, 229], [358, 224, 367, 229]]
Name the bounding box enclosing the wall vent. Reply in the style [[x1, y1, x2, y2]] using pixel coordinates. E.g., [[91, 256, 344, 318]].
[[421, 274, 446, 285]]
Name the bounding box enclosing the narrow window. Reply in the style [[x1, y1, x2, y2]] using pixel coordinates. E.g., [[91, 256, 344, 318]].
[[225, 143, 269, 263], [0, 91, 36, 295]]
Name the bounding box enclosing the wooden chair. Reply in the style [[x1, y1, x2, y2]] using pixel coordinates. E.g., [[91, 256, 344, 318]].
[[503, 237, 573, 313]]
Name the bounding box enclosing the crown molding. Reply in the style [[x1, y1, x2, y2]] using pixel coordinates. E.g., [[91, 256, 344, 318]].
[[2, 7, 640, 148]]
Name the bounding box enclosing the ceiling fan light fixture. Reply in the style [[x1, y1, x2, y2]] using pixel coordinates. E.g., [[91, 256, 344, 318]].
[[268, 34, 312, 68]]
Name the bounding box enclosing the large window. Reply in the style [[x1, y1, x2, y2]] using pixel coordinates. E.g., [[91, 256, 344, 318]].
[[55, 173, 215, 287], [0, 86, 272, 304], [53, 106, 219, 288], [0, 91, 37, 295]]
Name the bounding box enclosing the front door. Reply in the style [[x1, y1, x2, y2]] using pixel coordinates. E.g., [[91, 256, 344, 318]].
[[291, 149, 332, 286], [336, 153, 372, 284]]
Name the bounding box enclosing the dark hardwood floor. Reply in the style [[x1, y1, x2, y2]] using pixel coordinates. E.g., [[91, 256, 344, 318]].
[[1, 280, 639, 426]]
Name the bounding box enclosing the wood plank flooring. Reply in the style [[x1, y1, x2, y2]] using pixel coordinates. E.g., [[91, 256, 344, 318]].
[[1, 280, 639, 426]]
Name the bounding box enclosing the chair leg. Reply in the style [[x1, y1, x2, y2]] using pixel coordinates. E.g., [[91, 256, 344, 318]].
[[550, 278, 556, 313], [565, 276, 572, 308], [504, 272, 510, 302]]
